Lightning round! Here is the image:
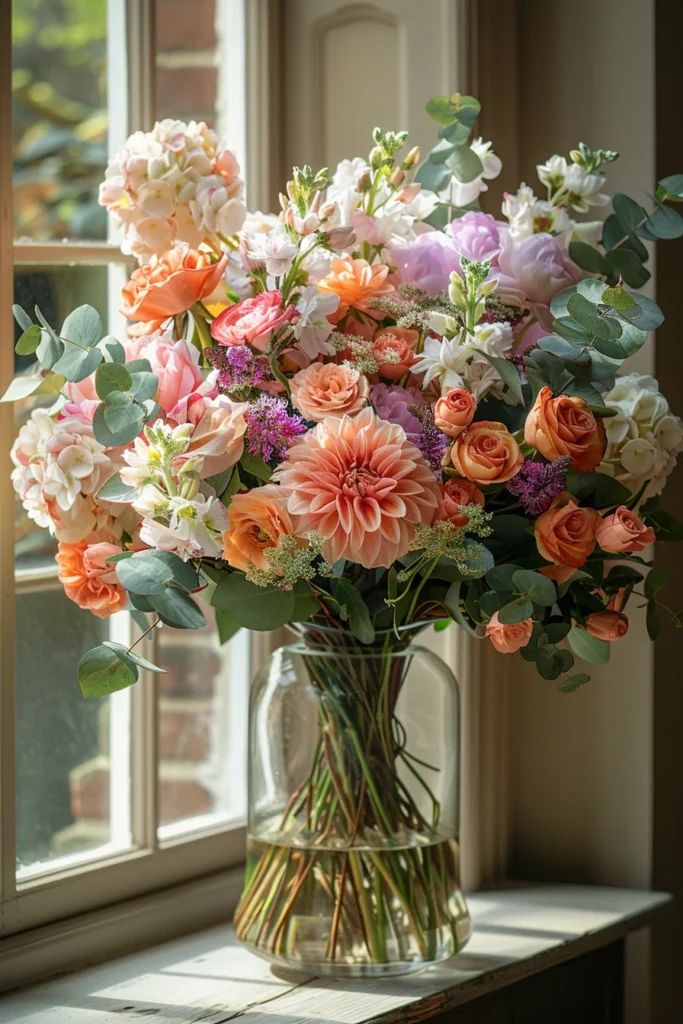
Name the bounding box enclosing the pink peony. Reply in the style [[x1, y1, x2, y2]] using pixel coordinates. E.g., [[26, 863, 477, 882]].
[[388, 232, 462, 297], [448, 211, 501, 263], [168, 392, 247, 478], [272, 407, 440, 569], [139, 334, 202, 413], [210, 290, 297, 351], [498, 233, 580, 322], [370, 383, 426, 441]]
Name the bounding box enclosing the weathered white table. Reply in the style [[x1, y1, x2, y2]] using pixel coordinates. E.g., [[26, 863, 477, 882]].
[[0, 886, 668, 1024]]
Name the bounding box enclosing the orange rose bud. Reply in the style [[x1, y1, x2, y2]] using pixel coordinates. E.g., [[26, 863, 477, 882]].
[[524, 386, 606, 471], [222, 485, 295, 573], [534, 493, 599, 568], [595, 505, 656, 553], [450, 420, 524, 485], [485, 612, 534, 654], [435, 478, 485, 528], [434, 388, 477, 438], [585, 611, 629, 642]]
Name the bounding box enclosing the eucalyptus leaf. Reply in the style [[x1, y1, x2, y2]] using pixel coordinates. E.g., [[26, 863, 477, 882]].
[[331, 579, 375, 643], [0, 371, 66, 403], [619, 292, 664, 332], [96, 471, 139, 502], [612, 193, 646, 234], [425, 95, 458, 124], [99, 336, 127, 363], [446, 145, 484, 183], [15, 325, 42, 356], [480, 352, 524, 402], [512, 569, 556, 606], [497, 597, 533, 625], [78, 644, 137, 698], [12, 304, 33, 332], [568, 241, 609, 275], [125, 358, 153, 374], [415, 160, 452, 193], [644, 565, 671, 599], [601, 285, 636, 312], [53, 341, 103, 384], [215, 608, 241, 645], [149, 588, 206, 629], [93, 401, 145, 447], [36, 327, 64, 368], [128, 371, 159, 403], [605, 248, 650, 288], [644, 204, 683, 239], [569, 626, 611, 664], [96, 362, 133, 399], [103, 640, 167, 674], [558, 673, 591, 694], [61, 305, 102, 348], [212, 573, 295, 630], [437, 120, 473, 145]]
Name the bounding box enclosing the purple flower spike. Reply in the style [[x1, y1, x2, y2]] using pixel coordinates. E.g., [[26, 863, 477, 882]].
[[506, 455, 570, 515], [245, 396, 307, 464]]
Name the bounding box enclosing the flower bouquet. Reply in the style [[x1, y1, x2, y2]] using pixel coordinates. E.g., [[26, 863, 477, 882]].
[[6, 94, 683, 973]]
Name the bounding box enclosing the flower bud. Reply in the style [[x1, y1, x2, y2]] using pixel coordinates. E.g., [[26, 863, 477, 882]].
[[326, 226, 356, 250], [402, 146, 421, 170], [396, 183, 421, 204], [479, 277, 498, 297], [355, 169, 372, 193], [569, 149, 583, 165], [309, 190, 322, 214], [319, 200, 336, 221], [390, 167, 406, 187], [279, 192, 288, 211], [369, 146, 384, 169]]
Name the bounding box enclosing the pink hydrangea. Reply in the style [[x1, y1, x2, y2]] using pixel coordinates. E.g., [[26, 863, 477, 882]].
[[388, 232, 462, 297]]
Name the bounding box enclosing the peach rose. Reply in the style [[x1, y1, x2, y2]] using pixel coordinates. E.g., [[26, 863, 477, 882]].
[[169, 392, 247, 477], [210, 290, 297, 351], [524, 386, 605, 471], [486, 612, 534, 654], [121, 245, 228, 322], [535, 494, 599, 568], [585, 611, 629, 642], [290, 363, 369, 422], [450, 421, 524, 485], [141, 335, 202, 413], [435, 478, 485, 527], [371, 327, 419, 381], [595, 505, 656, 553], [434, 388, 477, 438], [317, 257, 393, 320], [57, 541, 127, 618], [222, 485, 294, 572]]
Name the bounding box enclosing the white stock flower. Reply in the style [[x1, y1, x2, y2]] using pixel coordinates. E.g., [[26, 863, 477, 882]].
[[412, 333, 474, 391], [502, 185, 574, 243], [444, 138, 502, 208], [292, 286, 339, 358], [536, 155, 568, 191], [139, 494, 228, 559], [599, 372, 683, 497], [470, 321, 514, 358], [563, 163, 610, 211], [245, 224, 297, 276]]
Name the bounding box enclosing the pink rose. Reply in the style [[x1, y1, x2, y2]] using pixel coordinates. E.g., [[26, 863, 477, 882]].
[[290, 363, 369, 421], [210, 290, 297, 351], [371, 327, 419, 381], [498, 233, 580, 323], [141, 335, 202, 413], [449, 211, 501, 262], [169, 392, 247, 478], [485, 612, 533, 654]]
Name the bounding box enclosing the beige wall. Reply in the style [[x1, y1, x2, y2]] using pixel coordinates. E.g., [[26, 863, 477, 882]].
[[511, 3, 656, 1022]]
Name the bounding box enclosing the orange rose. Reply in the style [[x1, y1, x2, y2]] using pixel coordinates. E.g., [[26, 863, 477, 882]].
[[535, 493, 599, 568], [434, 388, 477, 438], [290, 363, 369, 421], [120, 245, 228, 322], [371, 327, 419, 381], [524, 386, 605, 471], [317, 257, 393, 320], [57, 541, 127, 619], [450, 421, 524, 484], [485, 612, 534, 653], [595, 505, 656, 553], [435, 478, 485, 528], [222, 485, 294, 572], [585, 611, 629, 642]]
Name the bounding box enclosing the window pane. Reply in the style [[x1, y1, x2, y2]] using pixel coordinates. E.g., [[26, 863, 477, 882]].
[[16, 586, 131, 876], [157, 607, 249, 838], [13, 263, 127, 571], [12, 0, 109, 241]]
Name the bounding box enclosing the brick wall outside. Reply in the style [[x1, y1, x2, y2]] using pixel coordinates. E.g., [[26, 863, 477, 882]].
[[155, 0, 219, 126]]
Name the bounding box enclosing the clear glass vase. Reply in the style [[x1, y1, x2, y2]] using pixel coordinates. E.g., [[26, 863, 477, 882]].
[[234, 623, 472, 977]]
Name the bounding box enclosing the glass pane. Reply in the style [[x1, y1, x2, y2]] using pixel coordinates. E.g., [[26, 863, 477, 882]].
[[16, 586, 131, 876], [12, 0, 109, 241], [13, 263, 126, 571], [157, 606, 249, 837], [155, 0, 220, 126]]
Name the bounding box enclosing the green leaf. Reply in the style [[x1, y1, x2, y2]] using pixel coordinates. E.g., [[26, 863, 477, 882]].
[[425, 95, 458, 124], [612, 193, 646, 234], [644, 565, 671, 600], [103, 391, 146, 433], [102, 640, 167, 674], [566, 293, 622, 342], [1, 371, 66, 403], [444, 582, 480, 636], [479, 589, 501, 617], [486, 563, 524, 592], [568, 241, 609, 275], [566, 469, 631, 508], [331, 579, 375, 643], [569, 626, 611, 664], [206, 468, 233, 499], [512, 569, 556, 606], [498, 597, 533, 625], [446, 145, 484, 183], [35, 316, 63, 368], [215, 608, 241, 645], [427, 139, 457, 164], [61, 305, 102, 348], [450, 93, 481, 125], [415, 160, 452, 193], [292, 583, 320, 624], [479, 352, 524, 402], [543, 622, 571, 644], [12, 304, 33, 332], [128, 593, 155, 612], [604, 248, 650, 288], [438, 120, 473, 145], [658, 174, 683, 199], [646, 600, 661, 640], [619, 292, 664, 332], [240, 451, 273, 481], [461, 539, 495, 578], [538, 334, 587, 362], [96, 362, 133, 399], [78, 644, 138, 698], [643, 204, 683, 240], [149, 588, 206, 629], [601, 285, 636, 312], [99, 336, 127, 363], [117, 551, 198, 596], [537, 648, 562, 680], [559, 673, 591, 694], [93, 402, 145, 448], [552, 317, 591, 345], [212, 574, 295, 630], [52, 342, 103, 383], [647, 507, 683, 541], [125, 358, 153, 374], [605, 564, 644, 586], [222, 465, 242, 507], [128, 371, 159, 403], [15, 325, 42, 356], [96, 471, 139, 502], [576, 279, 610, 303]]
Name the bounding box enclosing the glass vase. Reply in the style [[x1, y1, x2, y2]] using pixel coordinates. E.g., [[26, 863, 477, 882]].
[[234, 623, 472, 977]]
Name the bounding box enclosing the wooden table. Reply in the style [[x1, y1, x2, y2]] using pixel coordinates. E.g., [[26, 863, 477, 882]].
[[0, 885, 669, 1023]]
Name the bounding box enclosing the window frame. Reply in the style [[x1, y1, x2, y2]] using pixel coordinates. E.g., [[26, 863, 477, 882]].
[[0, 0, 264, 958]]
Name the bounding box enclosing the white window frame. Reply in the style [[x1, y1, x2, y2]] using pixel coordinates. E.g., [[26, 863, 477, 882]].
[[0, 0, 274, 984]]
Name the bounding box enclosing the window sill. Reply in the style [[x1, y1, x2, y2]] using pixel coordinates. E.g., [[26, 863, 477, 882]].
[[0, 884, 669, 1023]]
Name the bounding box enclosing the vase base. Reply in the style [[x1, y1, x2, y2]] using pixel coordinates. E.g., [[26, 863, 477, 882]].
[[242, 940, 469, 979]]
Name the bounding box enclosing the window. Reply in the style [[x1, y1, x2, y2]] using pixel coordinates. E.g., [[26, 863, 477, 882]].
[[1, 0, 253, 948]]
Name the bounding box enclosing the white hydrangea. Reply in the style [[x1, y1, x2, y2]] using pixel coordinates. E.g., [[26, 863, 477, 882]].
[[99, 119, 246, 262], [599, 373, 683, 497]]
